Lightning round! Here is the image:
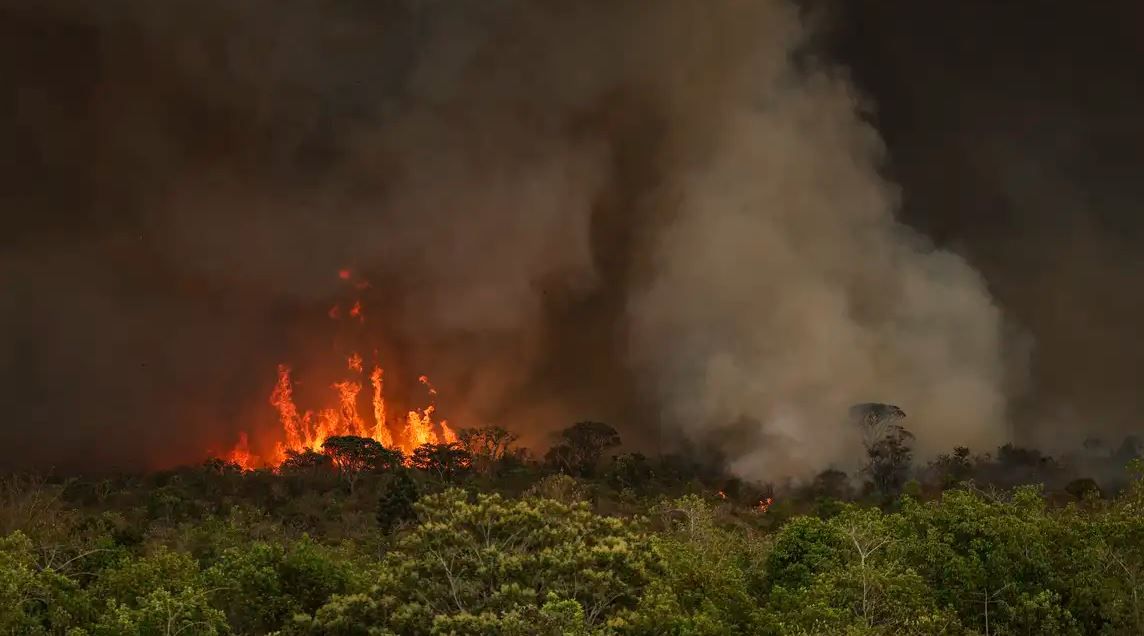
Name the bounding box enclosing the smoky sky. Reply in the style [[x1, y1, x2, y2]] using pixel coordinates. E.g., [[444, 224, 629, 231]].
[[1, 0, 1141, 474]]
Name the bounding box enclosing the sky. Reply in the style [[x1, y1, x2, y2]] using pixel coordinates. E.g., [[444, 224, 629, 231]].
[[1, 0, 1141, 473]]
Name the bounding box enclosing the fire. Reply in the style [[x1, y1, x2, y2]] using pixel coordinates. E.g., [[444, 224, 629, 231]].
[[220, 268, 463, 469], [227, 432, 255, 471], [370, 366, 393, 448], [716, 490, 727, 500], [755, 497, 774, 514]]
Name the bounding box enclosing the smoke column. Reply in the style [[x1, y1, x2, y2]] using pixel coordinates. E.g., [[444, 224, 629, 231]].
[[0, 0, 1015, 475]]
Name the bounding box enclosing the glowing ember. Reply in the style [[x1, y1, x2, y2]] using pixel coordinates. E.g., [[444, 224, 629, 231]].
[[716, 490, 727, 500], [349, 300, 364, 322], [347, 353, 363, 373], [338, 269, 352, 280], [755, 497, 774, 513]]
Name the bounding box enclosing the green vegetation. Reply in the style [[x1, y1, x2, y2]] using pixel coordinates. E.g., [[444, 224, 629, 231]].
[[1, 421, 1143, 635]]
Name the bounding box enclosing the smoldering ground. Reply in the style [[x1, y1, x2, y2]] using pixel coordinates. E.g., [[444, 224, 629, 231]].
[[2, 0, 1139, 477]]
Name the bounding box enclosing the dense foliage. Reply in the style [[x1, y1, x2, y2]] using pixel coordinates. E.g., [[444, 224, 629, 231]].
[[1, 423, 1142, 635]]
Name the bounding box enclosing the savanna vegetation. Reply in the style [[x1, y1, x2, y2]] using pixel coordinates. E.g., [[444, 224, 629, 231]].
[[2, 414, 1143, 635]]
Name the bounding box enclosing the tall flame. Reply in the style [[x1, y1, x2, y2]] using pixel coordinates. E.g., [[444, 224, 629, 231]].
[[370, 366, 393, 447], [220, 268, 464, 469]]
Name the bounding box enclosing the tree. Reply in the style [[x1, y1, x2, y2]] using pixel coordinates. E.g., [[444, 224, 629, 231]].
[[864, 424, 915, 496], [849, 402, 907, 450], [321, 436, 403, 493], [280, 449, 334, 474], [377, 470, 420, 535], [302, 489, 661, 634], [458, 425, 520, 475], [410, 443, 472, 483], [544, 421, 621, 477], [606, 453, 654, 492], [928, 446, 974, 489]]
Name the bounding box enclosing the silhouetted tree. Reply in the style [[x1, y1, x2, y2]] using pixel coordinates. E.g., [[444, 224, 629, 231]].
[[322, 436, 404, 493], [545, 421, 621, 477], [410, 443, 472, 483], [458, 425, 519, 475], [606, 453, 654, 492], [929, 446, 973, 489], [864, 424, 914, 496], [280, 449, 333, 474], [377, 470, 420, 534]]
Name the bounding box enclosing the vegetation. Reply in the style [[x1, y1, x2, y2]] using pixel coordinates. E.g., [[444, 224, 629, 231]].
[[1, 419, 1142, 635]]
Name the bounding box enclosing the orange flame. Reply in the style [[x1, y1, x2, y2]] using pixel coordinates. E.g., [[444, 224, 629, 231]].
[[220, 288, 471, 467], [716, 490, 727, 500], [369, 366, 393, 447], [227, 432, 255, 471], [755, 497, 774, 514], [338, 269, 352, 280], [440, 420, 458, 444]]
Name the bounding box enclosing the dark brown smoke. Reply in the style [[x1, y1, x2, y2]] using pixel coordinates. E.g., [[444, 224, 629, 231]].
[[2, 0, 1138, 474]]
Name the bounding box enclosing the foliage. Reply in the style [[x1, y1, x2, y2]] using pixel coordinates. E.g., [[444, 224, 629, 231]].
[[322, 436, 404, 492], [301, 489, 661, 635], [376, 470, 420, 534], [544, 421, 621, 477], [458, 425, 520, 475], [410, 442, 472, 482]]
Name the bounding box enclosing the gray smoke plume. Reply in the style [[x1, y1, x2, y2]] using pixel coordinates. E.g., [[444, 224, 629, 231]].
[[0, 0, 1016, 474]]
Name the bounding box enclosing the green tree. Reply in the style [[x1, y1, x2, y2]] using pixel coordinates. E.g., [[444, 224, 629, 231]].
[[377, 470, 420, 535], [205, 536, 360, 634], [303, 489, 661, 635]]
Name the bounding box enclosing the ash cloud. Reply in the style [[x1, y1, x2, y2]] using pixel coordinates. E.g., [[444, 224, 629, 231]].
[[0, 0, 1065, 475]]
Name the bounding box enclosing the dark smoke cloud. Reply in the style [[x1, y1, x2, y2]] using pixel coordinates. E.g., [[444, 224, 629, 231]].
[[813, 0, 1144, 451], [0, 0, 1136, 474]]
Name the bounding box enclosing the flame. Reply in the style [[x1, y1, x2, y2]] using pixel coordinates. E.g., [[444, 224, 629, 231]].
[[370, 366, 393, 447], [716, 490, 727, 500], [440, 420, 458, 444], [270, 365, 304, 452], [219, 281, 468, 468], [755, 497, 774, 514], [338, 269, 352, 280], [227, 432, 255, 471]]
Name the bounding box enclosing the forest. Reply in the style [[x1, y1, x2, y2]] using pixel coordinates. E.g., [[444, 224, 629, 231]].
[[2, 415, 1143, 636]]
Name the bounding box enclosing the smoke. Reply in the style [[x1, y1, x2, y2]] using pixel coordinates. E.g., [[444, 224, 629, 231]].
[[1, 0, 1017, 475]]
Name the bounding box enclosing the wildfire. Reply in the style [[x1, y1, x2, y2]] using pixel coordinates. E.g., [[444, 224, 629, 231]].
[[716, 490, 727, 500], [220, 268, 460, 469], [755, 497, 774, 514]]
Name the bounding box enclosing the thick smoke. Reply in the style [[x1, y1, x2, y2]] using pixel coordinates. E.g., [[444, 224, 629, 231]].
[[2, 0, 1016, 474]]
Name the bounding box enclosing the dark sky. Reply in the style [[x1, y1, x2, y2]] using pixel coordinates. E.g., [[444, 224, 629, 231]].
[[2, 0, 1142, 470]]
